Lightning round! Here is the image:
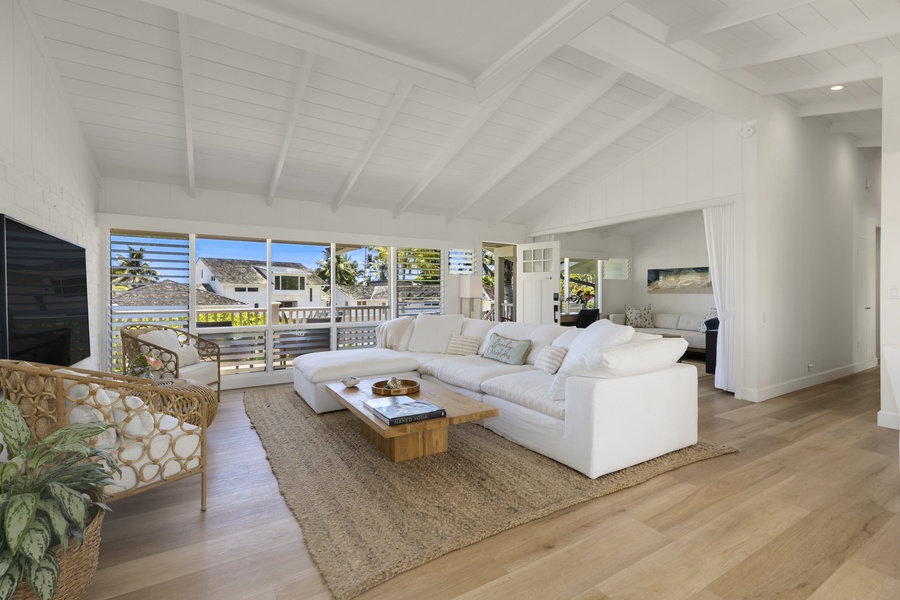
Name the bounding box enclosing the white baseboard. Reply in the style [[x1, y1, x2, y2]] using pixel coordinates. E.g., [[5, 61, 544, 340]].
[[740, 362, 863, 403], [221, 369, 293, 391], [877, 410, 899, 431]]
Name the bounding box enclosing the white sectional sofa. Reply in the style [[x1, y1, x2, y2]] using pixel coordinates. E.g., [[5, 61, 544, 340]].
[[292, 314, 698, 479], [609, 312, 708, 352]]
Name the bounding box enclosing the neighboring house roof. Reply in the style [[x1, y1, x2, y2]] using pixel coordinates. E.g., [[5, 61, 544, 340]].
[[198, 258, 325, 287], [335, 284, 380, 301], [333, 283, 440, 302], [111, 280, 245, 306]]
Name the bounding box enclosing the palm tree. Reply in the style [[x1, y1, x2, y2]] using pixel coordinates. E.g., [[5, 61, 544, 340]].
[[364, 246, 389, 283], [111, 246, 159, 289], [315, 248, 361, 292]]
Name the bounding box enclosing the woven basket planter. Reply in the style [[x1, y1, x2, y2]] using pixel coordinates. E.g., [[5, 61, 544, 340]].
[[11, 511, 104, 600]]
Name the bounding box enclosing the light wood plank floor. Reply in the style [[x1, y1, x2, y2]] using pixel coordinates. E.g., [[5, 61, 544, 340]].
[[85, 367, 900, 600]]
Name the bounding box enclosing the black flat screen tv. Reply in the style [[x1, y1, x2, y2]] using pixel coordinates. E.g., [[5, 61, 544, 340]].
[[0, 216, 91, 365]]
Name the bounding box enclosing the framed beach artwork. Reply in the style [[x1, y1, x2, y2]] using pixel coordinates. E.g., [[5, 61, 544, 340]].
[[647, 267, 712, 294]]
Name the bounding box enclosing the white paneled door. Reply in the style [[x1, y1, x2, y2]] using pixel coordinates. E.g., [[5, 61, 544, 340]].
[[516, 241, 560, 325]]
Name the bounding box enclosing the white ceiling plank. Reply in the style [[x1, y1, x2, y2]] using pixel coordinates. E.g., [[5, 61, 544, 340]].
[[667, 0, 817, 44], [474, 0, 628, 100], [268, 52, 315, 206], [762, 62, 883, 95], [177, 14, 196, 197], [139, 0, 479, 101], [719, 14, 900, 71], [570, 16, 759, 120], [332, 80, 413, 212], [798, 95, 883, 116], [446, 68, 625, 223], [16, 0, 103, 188], [391, 71, 530, 218], [483, 91, 677, 226], [829, 119, 882, 134]]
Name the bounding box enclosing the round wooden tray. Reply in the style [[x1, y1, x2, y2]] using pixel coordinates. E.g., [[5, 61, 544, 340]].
[[371, 379, 420, 396]]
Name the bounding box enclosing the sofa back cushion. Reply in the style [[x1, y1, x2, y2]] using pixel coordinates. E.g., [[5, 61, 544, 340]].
[[375, 316, 415, 350], [525, 325, 569, 365], [591, 338, 688, 377], [677, 314, 704, 331], [551, 328, 582, 348], [653, 313, 680, 329], [548, 319, 635, 400], [460, 318, 495, 339], [406, 314, 464, 353], [482, 333, 532, 365]]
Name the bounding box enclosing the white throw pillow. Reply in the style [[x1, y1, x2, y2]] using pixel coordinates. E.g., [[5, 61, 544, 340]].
[[406, 314, 464, 353], [625, 304, 652, 328], [179, 344, 201, 366], [68, 406, 118, 450], [591, 338, 688, 378], [139, 328, 182, 354], [106, 391, 154, 437], [374, 316, 415, 350], [446, 335, 482, 356], [534, 346, 568, 374], [548, 319, 635, 400]]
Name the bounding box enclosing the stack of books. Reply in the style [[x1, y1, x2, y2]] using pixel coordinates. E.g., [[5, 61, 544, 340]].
[[363, 395, 446, 426]]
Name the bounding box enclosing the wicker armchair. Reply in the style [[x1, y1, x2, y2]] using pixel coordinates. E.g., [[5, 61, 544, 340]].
[[0, 360, 208, 510], [121, 324, 221, 399]]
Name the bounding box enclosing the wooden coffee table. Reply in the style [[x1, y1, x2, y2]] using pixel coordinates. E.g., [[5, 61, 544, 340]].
[[325, 378, 499, 463]]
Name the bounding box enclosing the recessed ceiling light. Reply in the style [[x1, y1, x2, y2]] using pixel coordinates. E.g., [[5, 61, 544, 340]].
[[831, 85, 844, 91]]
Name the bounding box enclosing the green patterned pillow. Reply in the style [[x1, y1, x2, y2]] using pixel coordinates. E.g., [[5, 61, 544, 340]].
[[625, 304, 653, 328], [482, 333, 532, 365]]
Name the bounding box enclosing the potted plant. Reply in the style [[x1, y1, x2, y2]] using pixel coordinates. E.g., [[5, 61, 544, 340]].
[[124, 353, 162, 380], [0, 399, 119, 600]]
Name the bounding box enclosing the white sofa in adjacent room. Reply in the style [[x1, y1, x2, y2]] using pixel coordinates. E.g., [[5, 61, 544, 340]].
[[609, 312, 709, 352], [292, 314, 698, 479]]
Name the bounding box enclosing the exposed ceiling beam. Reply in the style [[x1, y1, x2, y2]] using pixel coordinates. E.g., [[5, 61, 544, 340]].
[[267, 52, 314, 206], [856, 137, 882, 148], [334, 80, 413, 212], [763, 63, 882, 96], [140, 0, 478, 101], [830, 119, 882, 135], [392, 71, 529, 218], [570, 16, 758, 120], [16, 0, 103, 189], [474, 0, 628, 100], [446, 67, 626, 223], [177, 14, 196, 198], [486, 91, 677, 226], [719, 14, 900, 71], [667, 0, 812, 44], [798, 96, 882, 117]]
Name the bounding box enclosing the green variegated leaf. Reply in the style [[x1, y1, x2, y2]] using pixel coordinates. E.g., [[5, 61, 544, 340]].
[[0, 558, 23, 600], [0, 550, 12, 578], [46, 483, 86, 528], [39, 422, 110, 448], [3, 494, 38, 555], [90, 449, 122, 475], [25, 552, 58, 600], [0, 401, 30, 459], [0, 457, 24, 491], [18, 518, 50, 563], [36, 501, 68, 545]]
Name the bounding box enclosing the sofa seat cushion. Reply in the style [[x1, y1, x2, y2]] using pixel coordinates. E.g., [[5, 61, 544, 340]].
[[481, 371, 563, 419], [418, 355, 532, 392], [293, 348, 420, 383]]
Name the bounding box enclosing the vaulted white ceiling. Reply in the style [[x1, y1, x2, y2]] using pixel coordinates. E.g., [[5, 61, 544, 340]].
[[26, 0, 897, 225]]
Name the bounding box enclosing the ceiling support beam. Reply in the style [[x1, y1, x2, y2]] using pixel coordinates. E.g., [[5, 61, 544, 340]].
[[719, 14, 900, 71], [267, 52, 314, 206], [667, 0, 811, 44], [177, 14, 196, 198], [392, 71, 530, 218], [446, 67, 626, 223], [486, 91, 677, 226], [798, 96, 882, 117], [857, 137, 882, 148], [763, 63, 883, 96], [830, 119, 882, 135], [570, 17, 758, 120], [333, 80, 413, 212], [16, 0, 103, 189]]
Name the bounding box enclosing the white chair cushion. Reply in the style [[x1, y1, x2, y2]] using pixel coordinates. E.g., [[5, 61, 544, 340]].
[[406, 314, 464, 353], [178, 361, 219, 386]]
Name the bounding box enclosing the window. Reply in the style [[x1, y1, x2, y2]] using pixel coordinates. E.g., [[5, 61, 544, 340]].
[[449, 248, 475, 275], [396, 247, 442, 316], [275, 275, 304, 291], [603, 258, 632, 280], [235, 287, 247, 292]]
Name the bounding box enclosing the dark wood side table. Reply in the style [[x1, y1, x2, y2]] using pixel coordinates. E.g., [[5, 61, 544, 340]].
[[706, 330, 718, 374]]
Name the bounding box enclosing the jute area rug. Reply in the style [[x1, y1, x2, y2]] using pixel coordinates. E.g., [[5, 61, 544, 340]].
[[244, 385, 737, 600]]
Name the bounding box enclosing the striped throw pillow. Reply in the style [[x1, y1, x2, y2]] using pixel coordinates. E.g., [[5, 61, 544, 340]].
[[446, 335, 482, 356], [534, 346, 568, 374]]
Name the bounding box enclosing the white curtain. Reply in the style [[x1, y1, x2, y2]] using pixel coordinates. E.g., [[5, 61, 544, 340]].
[[703, 205, 735, 392]]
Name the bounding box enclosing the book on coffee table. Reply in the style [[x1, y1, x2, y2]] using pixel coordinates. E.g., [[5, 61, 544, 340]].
[[363, 395, 446, 426]]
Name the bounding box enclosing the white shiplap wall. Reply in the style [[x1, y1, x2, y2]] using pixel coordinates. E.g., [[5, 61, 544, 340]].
[[0, 0, 102, 368]]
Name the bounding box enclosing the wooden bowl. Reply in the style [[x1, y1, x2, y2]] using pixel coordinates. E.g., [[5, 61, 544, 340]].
[[371, 379, 420, 395]]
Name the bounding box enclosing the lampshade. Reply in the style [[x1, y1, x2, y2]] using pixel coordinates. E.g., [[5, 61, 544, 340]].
[[459, 274, 482, 299]]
